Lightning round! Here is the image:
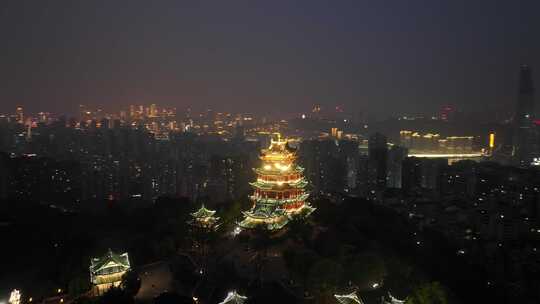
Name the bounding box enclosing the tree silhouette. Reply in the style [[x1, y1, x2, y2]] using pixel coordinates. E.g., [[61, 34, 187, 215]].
[[406, 282, 449, 304], [98, 287, 134, 304], [68, 275, 92, 298], [121, 270, 141, 297], [344, 252, 387, 290], [154, 292, 193, 304], [308, 259, 344, 303], [283, 247, 318, 291], [250, 225, 273, 286], [286, 214, 311, 243]]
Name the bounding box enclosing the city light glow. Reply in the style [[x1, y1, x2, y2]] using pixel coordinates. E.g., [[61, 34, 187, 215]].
[[2, 5, 540, 304], [408, 153, 484, 158]]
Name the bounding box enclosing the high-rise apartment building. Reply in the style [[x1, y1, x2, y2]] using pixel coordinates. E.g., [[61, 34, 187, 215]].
[[387, 145, 408, 188], [15, 106, 24, 124], [0, 153, 8, 199], [150, 104, 158, 117], [368, 133, 388, 191], [513, 65, 538, 167]]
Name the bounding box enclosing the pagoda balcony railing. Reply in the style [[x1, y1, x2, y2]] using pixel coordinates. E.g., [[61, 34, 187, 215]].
[[250, 179, 308, 189], [249, 193, 309, 203], [260, 154, 297, 162], [253, 166, 304, 175], [257, 176, 302, 183], [254, 188, 304, 196]]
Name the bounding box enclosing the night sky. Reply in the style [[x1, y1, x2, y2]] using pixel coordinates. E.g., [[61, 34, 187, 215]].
[[1, 0, 539, 117]]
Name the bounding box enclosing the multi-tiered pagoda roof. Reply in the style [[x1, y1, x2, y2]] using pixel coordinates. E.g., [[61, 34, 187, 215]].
[[218, 291, 248, 304], [239, 134, 315, 230], [189, 204, 220, 229], [90, 249, 131, 285], [334, 291, 365, 304]]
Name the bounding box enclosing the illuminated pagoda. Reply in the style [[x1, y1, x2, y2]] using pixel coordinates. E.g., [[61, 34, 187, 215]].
[[218, 291, 248, 304], [9, 289, 21, 304], [90, 249, 131, 295], [189, 204, 220, 229], [239, 133, 315, 230], [334, 291, 365, 304]]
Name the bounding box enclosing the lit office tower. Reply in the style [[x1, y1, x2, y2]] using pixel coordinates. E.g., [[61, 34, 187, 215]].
[[368, 133, 388, 191], [387, 145, 408, 188], [15, 106, 23, 123], [0, 153, 7, 199], [516, 65, 535, 124], [513, 65, 537, 167], [239, 134, 315, 230], [440, 105, 454, 121], [150, 104, 158, 117], [79, 104, 91, 122], [402, 157, 422, 195]]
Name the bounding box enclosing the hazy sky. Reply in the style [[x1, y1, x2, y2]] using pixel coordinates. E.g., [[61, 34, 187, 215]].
[[1, 0, 539, 117]]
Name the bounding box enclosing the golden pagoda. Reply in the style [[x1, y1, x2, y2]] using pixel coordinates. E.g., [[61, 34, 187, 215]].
[[239, 133, 315, 230]]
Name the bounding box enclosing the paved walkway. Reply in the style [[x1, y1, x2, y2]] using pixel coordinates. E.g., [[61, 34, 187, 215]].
[[135, 262, 173, 302]]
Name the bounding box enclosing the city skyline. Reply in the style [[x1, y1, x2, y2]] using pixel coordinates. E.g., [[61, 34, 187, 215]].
[[1, 1, 539, 117], [3, 2, 540, 303]]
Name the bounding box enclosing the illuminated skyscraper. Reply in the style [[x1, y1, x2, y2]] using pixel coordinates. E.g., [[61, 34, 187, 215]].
[[0, 153, 7, 199], [516, 65, 535, 124], [513, 65, 538, 167], [79, 104, 91, 121], [150, 103, 158, 117], [37, 112, 50, 123], [440, 105, 454, 121], [368, 133, 388, 190], [239, 134, 315, 230], [15, 106, 23, 124], [387, 145, 408, 188], [129, 105, 136, 118]]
